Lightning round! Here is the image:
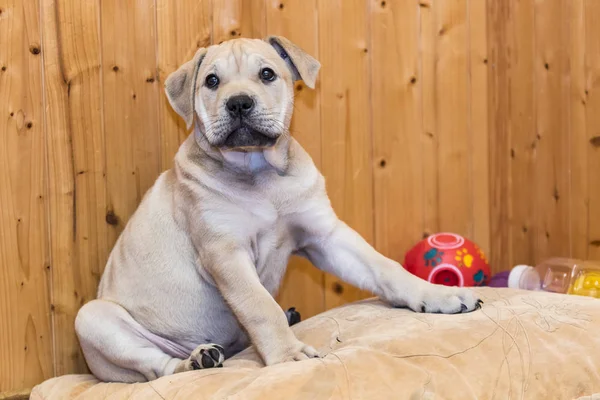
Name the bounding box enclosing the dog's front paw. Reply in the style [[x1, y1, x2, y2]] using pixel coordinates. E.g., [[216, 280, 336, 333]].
[[264, 340, 319, 365], [176, 343, 225, 372], [411, 286, 483, 314]]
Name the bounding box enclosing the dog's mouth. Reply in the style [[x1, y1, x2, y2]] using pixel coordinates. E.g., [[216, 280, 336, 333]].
[[219, 120, 279, 150]]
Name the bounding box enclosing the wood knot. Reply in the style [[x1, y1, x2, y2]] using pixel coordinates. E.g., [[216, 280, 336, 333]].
[[483, 58, 488, 64], [510, 148, 515, 158], [379, 159, 387, 168], [422, 232, 430, 239], [410, 76, 417, 84], [332, 282, 344, 294], [1, 66, 6, 72], [112, 65, 119, 72], [522, 225, 528, 233], [590, 136, 600, 148], [146, 77, 155, 83], [105, 210, 119, 226], [29, 45, 41, 55], [419, 2, 429, 8], [279, 3, 284, 9], [26, 122, 33, 129], [295, 83, 303, 91], [230, 30, 240, 37], [590, 240, 600, 247], [381, 1, 386, 7], [544, 62, 549, 70]]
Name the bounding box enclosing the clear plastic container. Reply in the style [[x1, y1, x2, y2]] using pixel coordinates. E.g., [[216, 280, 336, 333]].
[[508, 257, 600, 298]]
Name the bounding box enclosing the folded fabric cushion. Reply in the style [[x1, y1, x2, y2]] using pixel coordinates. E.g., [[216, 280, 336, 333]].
[[32, 288, 600, 399]]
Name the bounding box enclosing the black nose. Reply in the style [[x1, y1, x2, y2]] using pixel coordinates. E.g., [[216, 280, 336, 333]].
[[226, 95, 255, 117]]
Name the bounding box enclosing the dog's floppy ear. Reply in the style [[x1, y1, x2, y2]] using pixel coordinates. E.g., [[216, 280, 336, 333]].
[[266, 36, 320, 89], [164, 47, 207, 129]]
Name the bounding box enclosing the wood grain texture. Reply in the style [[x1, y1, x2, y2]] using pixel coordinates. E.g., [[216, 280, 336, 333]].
[[487, 0, 512, 273], [371, 0, 423, 262], [41, 0, 106, 376], [266, 0, 325, 318], [585, 0, 600, 260], [0, 0, 53, 391], [433, 1, 471, 237], [568, 0, 587, 260], [318, 0, 373, 309], [533, 0, 570, 262], [156, 0, 212, 170], [212, 0, 265, 45], [100, 0, 161, 245], [507, 0, 535, 267], [468, 0, 490, 258]]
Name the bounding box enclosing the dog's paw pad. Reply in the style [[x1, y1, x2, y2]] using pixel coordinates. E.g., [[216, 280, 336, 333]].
[[189, 343, 225, 370]]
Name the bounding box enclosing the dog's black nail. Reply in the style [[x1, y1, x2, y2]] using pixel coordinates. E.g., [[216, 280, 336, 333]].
[[208, 348, 221, 361], [216, 364, 223, 368], [460, 303, 468, 312], [201, 351, 216, 368], [191, 359, 201, 370], [477, 299, 484, 305], [420, 304, 426, 313], [475, 302, 482, 310], [214, 344, 224, 352]]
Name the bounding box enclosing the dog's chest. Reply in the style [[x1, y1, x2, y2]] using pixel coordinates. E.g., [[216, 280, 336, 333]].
[[249, 218, 295, 296]]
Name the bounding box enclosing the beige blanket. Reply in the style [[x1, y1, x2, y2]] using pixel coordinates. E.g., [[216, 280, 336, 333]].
[[32, 288, 600, 399]]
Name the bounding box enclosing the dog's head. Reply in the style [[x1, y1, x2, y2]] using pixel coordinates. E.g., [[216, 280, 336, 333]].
[[165, 36, 320, 151]]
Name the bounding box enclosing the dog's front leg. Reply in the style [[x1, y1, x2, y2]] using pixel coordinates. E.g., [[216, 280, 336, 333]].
[[301, 219, 482, 314], [202, 246, 319, 365]]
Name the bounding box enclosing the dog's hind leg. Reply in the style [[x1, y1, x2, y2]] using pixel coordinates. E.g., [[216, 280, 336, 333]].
[[75, 300, 224, 382]]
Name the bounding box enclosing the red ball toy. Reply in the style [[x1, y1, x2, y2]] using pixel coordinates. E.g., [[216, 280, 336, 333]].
[[404, 233, 490, 287]]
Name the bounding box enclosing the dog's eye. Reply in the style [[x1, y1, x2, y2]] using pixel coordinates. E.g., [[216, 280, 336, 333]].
[[259, 68, 276, 82], [205, 74, 220, 89]]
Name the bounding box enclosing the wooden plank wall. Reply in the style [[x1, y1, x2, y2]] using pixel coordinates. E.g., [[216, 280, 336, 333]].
[[1, 0, 599, 393]]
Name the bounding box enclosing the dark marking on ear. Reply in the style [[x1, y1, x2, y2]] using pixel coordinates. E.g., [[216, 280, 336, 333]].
[[269, 38, 301, 81]]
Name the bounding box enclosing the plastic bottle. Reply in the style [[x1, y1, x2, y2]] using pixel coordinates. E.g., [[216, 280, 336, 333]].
[[508, 257, 600, 298]]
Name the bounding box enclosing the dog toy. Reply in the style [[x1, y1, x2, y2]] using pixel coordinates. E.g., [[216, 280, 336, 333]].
[[404, 232, 491, 287]]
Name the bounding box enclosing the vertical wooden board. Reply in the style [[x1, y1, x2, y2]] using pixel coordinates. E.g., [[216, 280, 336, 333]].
[[421, 0, 438, 237], [41, 0, 106, 376], [318, 0, 373, 309], [101, 0, 161, 244], [533, 0, 570, 262], [371, 0, 423, 262], [508, 0, 535, 267], [487, 1, 512, 273], [468, 0, 490, 259], [569, 0, 588, 260], [156, 0, 212, 170], [0, 0, 53, 391], [240, 0, 266, 39], [433, 1, 471, 238], [585, 0, 600, 260], [266, 0, 324, 317], [212, 0, 265, 45]]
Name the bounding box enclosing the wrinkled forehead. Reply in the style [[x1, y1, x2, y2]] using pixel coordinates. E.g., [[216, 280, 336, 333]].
[[200, 38, 286, 77]]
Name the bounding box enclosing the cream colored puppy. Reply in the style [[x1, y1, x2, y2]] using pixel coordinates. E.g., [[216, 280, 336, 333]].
[[75, 36, 482, 383]]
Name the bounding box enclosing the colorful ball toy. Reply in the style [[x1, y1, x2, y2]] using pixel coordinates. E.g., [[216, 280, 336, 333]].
[[404, 233, 491, 287]]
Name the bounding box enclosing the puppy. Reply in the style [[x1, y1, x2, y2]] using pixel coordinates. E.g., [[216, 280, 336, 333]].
[[75, 36, 481, 383]]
